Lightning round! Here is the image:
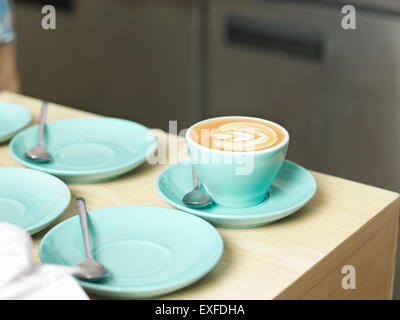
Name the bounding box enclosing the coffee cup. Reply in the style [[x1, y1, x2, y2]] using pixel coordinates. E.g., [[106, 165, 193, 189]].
[[186, 116, 289, 208]]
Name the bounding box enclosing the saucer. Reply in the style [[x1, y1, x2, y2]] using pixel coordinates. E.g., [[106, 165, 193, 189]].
[[39, 206, 224, 299], [0, 167, 71, 234], [9, 117, 157, 183], [0, 101, 32, 143], [157, 160, 317, 228]]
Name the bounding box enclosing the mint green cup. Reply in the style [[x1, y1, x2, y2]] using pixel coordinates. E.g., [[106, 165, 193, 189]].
[[186, 116, 289, 208]]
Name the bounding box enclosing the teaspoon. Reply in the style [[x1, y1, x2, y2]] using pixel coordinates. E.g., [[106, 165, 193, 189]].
[[74, 197, 108, 280], [24, 101, 52, 162]]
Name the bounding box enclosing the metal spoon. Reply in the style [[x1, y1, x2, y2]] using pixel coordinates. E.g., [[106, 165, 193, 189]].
[[182, 166, 213, 209], [74, 197, 108, 280], [24, 101, 52, 162]]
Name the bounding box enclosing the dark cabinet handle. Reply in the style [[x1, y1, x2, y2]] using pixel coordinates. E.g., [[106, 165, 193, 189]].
[[226, 15, 324, 61], [15, 0, 74, 12]]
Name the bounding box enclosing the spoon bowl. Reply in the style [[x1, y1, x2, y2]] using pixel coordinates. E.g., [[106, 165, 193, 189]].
[[182, 188, 213, 209], [25, 145, 52, 162], [75, 258, 108, 280], [182, 166, 212, 209]]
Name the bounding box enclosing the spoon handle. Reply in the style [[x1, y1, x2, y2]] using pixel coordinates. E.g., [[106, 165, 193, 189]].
[[37, 101, 48, 147], [192, 166, 199, 189], [76, 197, 93, 259]]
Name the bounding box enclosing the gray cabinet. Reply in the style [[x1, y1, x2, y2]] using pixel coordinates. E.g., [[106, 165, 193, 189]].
[[15, 0, 199, 131], [206, 0, 400, 191]]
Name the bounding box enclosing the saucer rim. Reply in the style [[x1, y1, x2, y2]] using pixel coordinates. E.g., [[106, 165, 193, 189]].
[[9, 117, 157, 178], [156, 159, 317, 225], [39, 205, 224, 298], [0, 102, 32, 143], [0, 166, 71, 234]]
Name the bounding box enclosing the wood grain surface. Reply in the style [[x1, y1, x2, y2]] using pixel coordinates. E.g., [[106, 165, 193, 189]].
[[0, 92, 399, 299]]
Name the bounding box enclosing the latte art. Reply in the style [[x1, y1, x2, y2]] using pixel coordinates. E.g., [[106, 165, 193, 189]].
[[212, 122, 279, 151], [189, 117, 286, 152]]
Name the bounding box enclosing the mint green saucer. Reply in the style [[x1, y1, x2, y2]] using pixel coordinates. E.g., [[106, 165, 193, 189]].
[[0, 167, 71, 234], [0, 101, 32, 143], [39, 206, 223, 299], [9, 117, 157, 183], [157, 160, 317, 228]]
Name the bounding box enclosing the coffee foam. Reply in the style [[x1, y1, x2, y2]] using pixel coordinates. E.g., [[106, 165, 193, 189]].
[[189, 117, 286, 152]]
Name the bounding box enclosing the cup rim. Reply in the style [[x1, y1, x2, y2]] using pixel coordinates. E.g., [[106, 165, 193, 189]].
[[186, 116, 289, 155]]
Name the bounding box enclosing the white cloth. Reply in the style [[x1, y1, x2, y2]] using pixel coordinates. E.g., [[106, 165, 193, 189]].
[[0, 223, 89, 300]]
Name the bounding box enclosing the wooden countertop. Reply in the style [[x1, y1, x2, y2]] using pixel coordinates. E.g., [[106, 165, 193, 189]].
[[1, 92, 399, 299]]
